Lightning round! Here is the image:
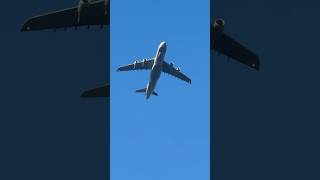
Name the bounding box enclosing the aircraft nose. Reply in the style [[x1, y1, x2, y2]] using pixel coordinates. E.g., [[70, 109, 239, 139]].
[[160, 41, 167, 50]]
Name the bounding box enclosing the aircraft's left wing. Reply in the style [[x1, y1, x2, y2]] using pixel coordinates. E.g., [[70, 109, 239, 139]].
[[213, 32, 260, 70], [81, 85, 109, 98], [162, 61, 191, 84], [21, 0, 108, 31], [117, 59, 154, 71]]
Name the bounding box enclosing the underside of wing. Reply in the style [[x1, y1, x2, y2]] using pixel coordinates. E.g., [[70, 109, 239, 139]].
[[213, 32, 260, 70], [81, 85, 109, 98], [21, 1, 107, 31], [162, 61, 191, 84], [117, 59, 154, 71]]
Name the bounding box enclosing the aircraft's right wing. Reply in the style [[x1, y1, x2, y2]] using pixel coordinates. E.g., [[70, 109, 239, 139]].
[[21, 0, 108, 31], [213, 32, 260, 70], [162, 61, 191, 84], [117, 59, 154, 72], [81, 85, 109, 98]]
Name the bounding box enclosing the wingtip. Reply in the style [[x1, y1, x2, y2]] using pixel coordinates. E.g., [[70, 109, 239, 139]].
[[80, 85, 110, 98], [20, 25, 28, 32], [21, 18, 33, 32], [252, 61, 260, 71], [116, 67, 123, 72]]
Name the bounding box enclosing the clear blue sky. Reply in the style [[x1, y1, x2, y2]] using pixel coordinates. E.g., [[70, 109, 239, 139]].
[[111, 0, 210, 179]]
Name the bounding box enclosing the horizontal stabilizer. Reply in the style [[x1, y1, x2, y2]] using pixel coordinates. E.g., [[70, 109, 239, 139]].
[[81, 85, 109, 98], [135, 88, 147, 93], [135, 88, 158, 96]]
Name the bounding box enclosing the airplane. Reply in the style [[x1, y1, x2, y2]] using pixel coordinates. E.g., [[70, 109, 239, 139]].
[[117, 42, 191, 99], [211, 18, 260, 70], [21, 0, 110, 98]]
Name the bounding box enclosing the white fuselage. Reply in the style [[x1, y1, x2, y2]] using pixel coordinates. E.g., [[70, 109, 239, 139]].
[[146, 42, 167, 99]]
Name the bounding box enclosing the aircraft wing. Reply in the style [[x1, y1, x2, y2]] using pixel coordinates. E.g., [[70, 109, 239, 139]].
[[213, 32, 260, 70], [117, 59, 154, 71], [162, 61, 191, 84], [21, 0, 108, 31], [81, 85, 109, 97]]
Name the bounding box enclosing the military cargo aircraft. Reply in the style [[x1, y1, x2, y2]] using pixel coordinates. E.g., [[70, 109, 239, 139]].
[[117, 42, 191, 99]]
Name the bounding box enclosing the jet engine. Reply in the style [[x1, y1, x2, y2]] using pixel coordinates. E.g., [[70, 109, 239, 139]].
[[215, 18, 225, 30], [176, 67, 180, 72], [214, 18, 225, 35], [134, 60, 138, 68]]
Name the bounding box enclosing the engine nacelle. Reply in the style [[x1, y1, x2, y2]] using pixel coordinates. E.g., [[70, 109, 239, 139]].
[[141, 59, 147, 67], [134, 60, 138, 68], [213, 18, 225, 36], [176, 67, 180, 72], [214, 18, 225, 30]]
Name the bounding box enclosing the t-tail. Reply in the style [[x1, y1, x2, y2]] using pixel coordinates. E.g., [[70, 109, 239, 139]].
[[135, 88, 158, 99]]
